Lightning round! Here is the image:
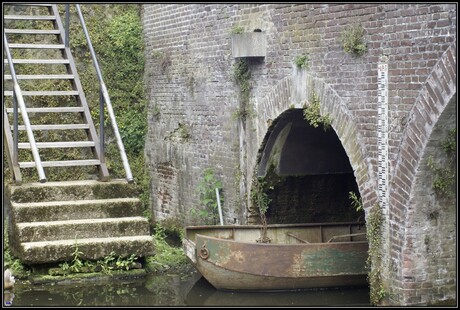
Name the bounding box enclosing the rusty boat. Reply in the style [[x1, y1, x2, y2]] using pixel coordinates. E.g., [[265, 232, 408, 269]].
[[183, 222, 368, 291]]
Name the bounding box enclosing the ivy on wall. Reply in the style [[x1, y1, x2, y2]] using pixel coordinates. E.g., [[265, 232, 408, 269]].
[[366, 203, 386, 305], [233, 58, 255, 121]]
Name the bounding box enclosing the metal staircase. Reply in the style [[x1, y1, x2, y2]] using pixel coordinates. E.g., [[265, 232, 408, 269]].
[[3, 3, 131, 184], [3, 4, 153, 266]]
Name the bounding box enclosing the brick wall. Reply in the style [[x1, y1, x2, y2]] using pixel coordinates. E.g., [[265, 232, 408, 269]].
[[142, 4, 456, 305]]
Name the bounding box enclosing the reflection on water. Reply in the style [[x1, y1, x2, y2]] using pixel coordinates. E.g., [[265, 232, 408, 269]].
[[187, 277, 370, 307], [7, 271, 370, 307]]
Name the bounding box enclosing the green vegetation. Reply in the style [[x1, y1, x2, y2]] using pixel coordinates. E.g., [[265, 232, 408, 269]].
[[190, 168, 224, 225], [294, 53, 309, 69], [303, 91, 332, 131], [145, 223, 188, 273], [71, 5, 148, 169], [56, 240, 139, 276], [3, 4, 155, 279], [366, 203, 386, 305], [427, 128, 456, 198], [340, 23, 367, 57], [233, 58, 255, 121], [251, 177, 272, 243], [231, 25, 244, 34], [165, 122, 191, 142], [3, 4, 150, 213], [349, 191, 363, 212], [3, 221, 31, 279]]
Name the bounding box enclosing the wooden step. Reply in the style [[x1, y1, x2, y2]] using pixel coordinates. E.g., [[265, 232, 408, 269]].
[[18, 141, 96, 149], [8, 43, 65, 49], [19, 159, 101, 168], [4, 91, 79, 96], [4, 15, 56, 21], [4, 74, 74, 80], [11, 124, 89, 131], [4, 29, 60, 34], [6, 107, 84, 113], [4, 59, 70, 64]]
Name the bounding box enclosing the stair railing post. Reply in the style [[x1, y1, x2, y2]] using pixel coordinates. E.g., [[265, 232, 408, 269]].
[[76, 4, 133, 183], [3, 33, 47, 183], [65, 4, 69, 48], [13, 94, 18, 166], [100, 87, 105, 163]]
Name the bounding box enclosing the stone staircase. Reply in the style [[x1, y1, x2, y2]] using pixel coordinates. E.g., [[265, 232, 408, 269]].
[[3, 4, 154, 265], [6, 179, 154, 264]]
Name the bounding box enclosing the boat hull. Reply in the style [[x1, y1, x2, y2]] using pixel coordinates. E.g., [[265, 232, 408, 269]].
[[197, 257, 367, 291], [184, 223, 369, 291]]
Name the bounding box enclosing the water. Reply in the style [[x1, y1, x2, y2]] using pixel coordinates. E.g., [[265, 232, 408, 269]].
[[6, 270, 370, 307]]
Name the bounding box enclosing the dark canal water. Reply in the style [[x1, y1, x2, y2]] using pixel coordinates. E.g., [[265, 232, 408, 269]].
[[6, 270, 370, 307]]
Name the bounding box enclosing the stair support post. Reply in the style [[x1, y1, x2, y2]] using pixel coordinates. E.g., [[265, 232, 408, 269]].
[[65, 4, 69, 48], [100, 87, 105, 163]]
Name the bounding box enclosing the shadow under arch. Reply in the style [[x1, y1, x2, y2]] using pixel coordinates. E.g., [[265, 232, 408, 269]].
[[247, 73, 377, 223], [253, 108, 364, 224]]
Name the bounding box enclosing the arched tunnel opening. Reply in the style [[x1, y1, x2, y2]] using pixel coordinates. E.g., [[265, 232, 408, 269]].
[[254, 109, 364, 224]]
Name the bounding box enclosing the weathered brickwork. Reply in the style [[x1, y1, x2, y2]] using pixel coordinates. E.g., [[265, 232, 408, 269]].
[[141, 4, 456, 305]]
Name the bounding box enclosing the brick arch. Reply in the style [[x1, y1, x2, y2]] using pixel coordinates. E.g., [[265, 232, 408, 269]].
[[389, 40, 456, 233], [249, 72, 378, 213], [388, 41, 457, 304]]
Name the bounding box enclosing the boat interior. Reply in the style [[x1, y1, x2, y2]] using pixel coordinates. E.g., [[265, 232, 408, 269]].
[[185, 222, 367, 245]]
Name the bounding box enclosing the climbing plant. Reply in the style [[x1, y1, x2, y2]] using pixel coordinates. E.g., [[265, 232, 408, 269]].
[[366, 203, 386, 305], [233, 58, 255, 121]]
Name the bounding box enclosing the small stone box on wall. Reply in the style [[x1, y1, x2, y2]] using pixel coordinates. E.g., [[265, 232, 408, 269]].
[[231, 31, 266, 58]]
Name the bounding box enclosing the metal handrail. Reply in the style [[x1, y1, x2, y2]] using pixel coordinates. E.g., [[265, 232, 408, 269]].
[[3, 33, 47, 183], [74, 4, 133, 183]]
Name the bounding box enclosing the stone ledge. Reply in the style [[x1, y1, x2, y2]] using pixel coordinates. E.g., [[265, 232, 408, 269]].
[[30, 269, 147, 285]]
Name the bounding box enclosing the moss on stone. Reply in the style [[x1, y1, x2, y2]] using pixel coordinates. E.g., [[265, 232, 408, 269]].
[[30, 269, 146, 285]]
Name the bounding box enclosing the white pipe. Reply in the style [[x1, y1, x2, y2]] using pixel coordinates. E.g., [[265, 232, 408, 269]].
[[216, 188, 223, 226]]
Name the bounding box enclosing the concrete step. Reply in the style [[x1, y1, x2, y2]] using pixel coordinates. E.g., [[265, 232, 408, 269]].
[[6, 179, 154, 265], [7, 179, 140, 203], [16, 217, 150, 243], [19, 235, 155, 264], [11, 198, 143, 222]]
